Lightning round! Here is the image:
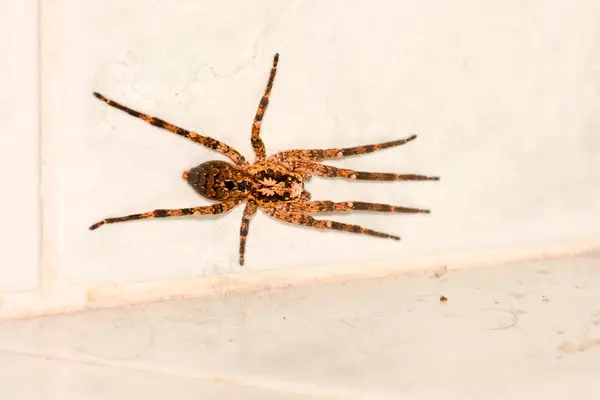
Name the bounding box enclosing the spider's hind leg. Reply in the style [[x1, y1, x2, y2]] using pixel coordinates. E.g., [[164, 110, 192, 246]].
[[284, 200, 429, 214], [294, 161, 439, 182], [265, 208, 400, 240], [274, 135, 419, 162]]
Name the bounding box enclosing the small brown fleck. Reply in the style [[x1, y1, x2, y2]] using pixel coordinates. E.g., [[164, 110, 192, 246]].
[[440, 295, 448, 303], [432, 265, 448, 279]]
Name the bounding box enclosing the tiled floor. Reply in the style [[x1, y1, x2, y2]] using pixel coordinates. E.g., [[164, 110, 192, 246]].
[[0, 351, 315, 399], [1, 255, 599, 399]]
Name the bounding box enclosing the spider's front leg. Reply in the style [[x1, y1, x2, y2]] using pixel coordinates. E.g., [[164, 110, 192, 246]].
[[93, 93, 248, 166], [89, 200, 241, 230], [250, 53, 279, 161]]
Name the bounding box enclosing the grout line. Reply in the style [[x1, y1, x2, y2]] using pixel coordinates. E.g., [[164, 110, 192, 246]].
[[0, 348, 358, 399], [1, 238, 600, 321], [37, 0, 60, 307], [36, 0, 43, 293]]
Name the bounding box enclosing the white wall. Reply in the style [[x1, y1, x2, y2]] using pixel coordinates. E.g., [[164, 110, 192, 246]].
[[2, 0, 600, 318], [0, 1, 39, 293]]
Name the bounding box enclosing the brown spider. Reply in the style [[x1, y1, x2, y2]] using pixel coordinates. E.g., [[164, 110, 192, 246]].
[[90, 54, 439, 265]]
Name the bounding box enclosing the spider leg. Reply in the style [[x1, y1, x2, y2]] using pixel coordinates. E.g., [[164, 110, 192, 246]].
[[274, 135, 418, 161], [239, 201, 258, 266], [93, 92, 248, 166], [294, 160, 439, 181], [251, 53, 279, 161], [265, 207, 400, 240], [282, 200, 430, 214], [89, 200, 240, 230]]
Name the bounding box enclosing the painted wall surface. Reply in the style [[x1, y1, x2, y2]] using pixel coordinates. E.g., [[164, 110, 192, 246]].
[[2, 0, 600, 317], [0, 1, 39, 292]]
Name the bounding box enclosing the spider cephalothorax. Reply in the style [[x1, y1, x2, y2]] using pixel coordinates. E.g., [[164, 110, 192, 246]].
[[183, 161, 254, 201], [90, 54, 439, 265]]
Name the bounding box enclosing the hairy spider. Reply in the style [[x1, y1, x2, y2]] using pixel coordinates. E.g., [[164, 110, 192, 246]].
[[90, 54, 439, 265]]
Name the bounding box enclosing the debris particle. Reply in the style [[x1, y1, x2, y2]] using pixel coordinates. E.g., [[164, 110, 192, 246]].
[[440, 295, 448, 303], [431, 265, 448, 279]]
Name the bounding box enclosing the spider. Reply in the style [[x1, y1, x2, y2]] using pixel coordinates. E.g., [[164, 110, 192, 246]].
[[90, 54, 439, 265]]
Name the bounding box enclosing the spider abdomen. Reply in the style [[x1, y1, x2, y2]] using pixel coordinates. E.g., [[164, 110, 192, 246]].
[[184, 160, 252, 201], [248, 161, 304, 206]]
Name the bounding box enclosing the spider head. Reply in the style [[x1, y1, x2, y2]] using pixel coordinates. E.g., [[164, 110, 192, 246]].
[[183, 160, 253, 201]]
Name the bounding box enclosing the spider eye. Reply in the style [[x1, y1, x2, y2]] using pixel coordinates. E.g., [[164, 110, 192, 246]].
[[224, 181, 235, 190], [239, 181, 251, 191]]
